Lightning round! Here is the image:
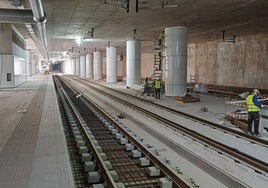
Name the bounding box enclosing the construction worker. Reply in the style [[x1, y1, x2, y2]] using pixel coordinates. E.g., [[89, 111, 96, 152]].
[[154, 78, 161, 99], [158, 30, 165, 46], [246, 89, 264, 137], [142, 77, 150, 96]]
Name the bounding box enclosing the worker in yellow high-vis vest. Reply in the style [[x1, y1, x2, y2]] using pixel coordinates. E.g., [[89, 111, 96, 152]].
[[246, 89, 264, 137], [142, 77, 150, 97], [154, 78, 161, 99]]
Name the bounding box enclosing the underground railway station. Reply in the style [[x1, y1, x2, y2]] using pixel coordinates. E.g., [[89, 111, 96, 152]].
[[0, 0, 268, 188]]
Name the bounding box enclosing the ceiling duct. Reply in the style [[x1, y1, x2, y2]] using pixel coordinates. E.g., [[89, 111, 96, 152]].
[[0, 9, 34, 24], [28, 0, 49, 60]]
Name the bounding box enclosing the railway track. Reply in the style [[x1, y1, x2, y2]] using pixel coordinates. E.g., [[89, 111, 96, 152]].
[[69, 75, 268, 147], [54, 76, 193, 187], [56, 75, 268, 187]]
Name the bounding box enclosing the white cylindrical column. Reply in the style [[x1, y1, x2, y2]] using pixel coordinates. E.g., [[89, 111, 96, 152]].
[[165, 26, 188, 97], [71, 59, 76, 75], [64, 60, 73, 74], [126, 39, 140, 87], [62, 61, 66, 74], [93, 51, 102, 80], [75, 57, 80, 76], [80, 55, 86, 77], [26, 50, 32, 77], [86, 53, 93, 78], [106, 46, 117, 82], [31, 55, 38, 75]]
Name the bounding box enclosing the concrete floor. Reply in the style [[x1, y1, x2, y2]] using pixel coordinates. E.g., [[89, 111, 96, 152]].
[[0, 74, 75, 188]]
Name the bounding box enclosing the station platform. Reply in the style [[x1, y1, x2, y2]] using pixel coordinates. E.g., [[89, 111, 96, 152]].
[[0, 74, 75, 188]]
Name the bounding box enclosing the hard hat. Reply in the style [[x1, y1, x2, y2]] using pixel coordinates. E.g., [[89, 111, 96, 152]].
[[252, 89, 260, 96]]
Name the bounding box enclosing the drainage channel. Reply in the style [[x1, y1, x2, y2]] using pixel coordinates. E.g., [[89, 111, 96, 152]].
[[54, 76, 187, 187]]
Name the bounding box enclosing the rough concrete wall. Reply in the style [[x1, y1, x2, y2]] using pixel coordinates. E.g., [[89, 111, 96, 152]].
[[188, 33, 268, 89], [141, 53, 154, 79], [216, 42, 235, 86], [188, 42, 217, 85], [243, 34, 268, 88]]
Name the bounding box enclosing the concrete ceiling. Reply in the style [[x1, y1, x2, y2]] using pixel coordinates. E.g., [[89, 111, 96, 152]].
[[1, 0, 268, 60]]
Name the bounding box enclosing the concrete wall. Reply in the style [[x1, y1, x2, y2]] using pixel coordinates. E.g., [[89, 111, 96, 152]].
[[141, 53, 154, 79], [117, 55, 125, 78], [187, 33, 268, 89]]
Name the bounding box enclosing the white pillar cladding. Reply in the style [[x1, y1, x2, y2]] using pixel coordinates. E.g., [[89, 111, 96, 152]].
[[80, 55, 86, 77], [26, 50, 32, 77], [71, 59, 75, 75], [165, 26, 188, 97], [63, 60, 73, 74], [75, 57, 80, 76], [86, 53, 93, 78], [71, 58, 76, 75], [93, 51, 102, 80], [106, 46, 117, 82], [126, 39, 141, 87]]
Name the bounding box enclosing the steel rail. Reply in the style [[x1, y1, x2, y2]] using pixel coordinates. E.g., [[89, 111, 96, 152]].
[[65, 75, 268, 174], [72, 75, 268, 147], [54, 76, 119, 188], [57, 76, 193, 188]]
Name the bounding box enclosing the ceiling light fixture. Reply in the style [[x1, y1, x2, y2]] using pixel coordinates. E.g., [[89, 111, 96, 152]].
[[76, 37, 82, 45], [88, 28, 94, 38], [162, 2, 179, 8], [218, 30, 236, 43]]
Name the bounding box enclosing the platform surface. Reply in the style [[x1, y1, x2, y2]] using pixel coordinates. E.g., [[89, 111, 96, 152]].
[[0, 74, 75, 188]]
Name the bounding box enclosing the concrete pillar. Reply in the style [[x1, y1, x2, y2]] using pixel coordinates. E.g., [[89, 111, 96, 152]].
[[63, 60, 73, 74], [164, 26, 188, 97], [80, 55, 86, 77], [86, 53, 93, 78], [71, 59, 76, 75], [93, 51, 102, 80], [126, 39, 140, 87], [0, 24, 14, 88], [0, 24, 12, 54], [31, 54, 37, 75], [106, 46, 117, 82], [69, 58, 75, 75], [75, 57, 80, 76], [26, 50, 32, 77]]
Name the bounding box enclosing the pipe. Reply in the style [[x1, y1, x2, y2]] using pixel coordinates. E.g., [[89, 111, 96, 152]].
[[0, 9, 34, 24], [29, 0, 46, 23], [29, 0, 49, 60]]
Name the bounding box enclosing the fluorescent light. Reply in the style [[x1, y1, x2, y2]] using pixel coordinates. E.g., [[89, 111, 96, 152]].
[[76, 37, 82, 45]]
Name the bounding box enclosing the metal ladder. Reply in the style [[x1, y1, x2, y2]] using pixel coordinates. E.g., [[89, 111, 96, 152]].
[[152, 32, 164, 81], [189, 74, 197, 96]]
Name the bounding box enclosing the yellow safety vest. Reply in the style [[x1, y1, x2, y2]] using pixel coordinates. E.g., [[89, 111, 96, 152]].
[[246, 94, 259, 112], [144, 80, 148, 86], [155, 80, 161, 89]]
